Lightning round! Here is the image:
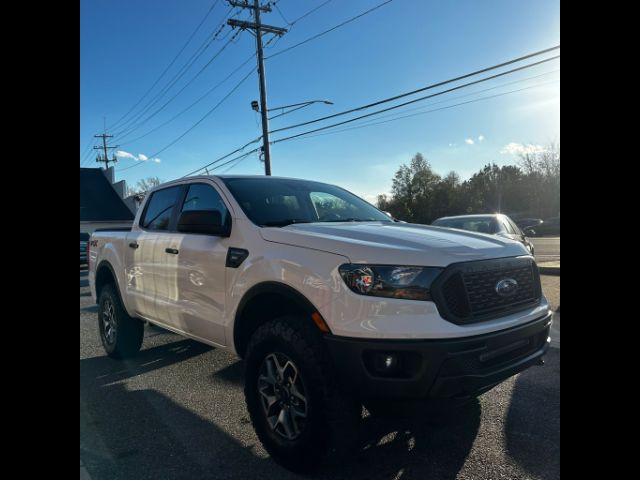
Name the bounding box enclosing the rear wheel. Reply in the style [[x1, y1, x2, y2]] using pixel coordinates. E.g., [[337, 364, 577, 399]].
[[98, 284, 144, 359], [244, 316, 360, 472]]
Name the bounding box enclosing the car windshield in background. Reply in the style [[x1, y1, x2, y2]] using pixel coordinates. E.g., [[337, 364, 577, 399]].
[[432, 216, 499, 234], [221, 177, 392, 227]]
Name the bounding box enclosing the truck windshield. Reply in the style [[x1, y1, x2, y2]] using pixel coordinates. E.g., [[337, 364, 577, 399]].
[[220, 177, 393, 227]]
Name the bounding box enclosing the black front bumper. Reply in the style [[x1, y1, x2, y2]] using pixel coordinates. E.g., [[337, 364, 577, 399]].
[[324, 313, 552, 400]]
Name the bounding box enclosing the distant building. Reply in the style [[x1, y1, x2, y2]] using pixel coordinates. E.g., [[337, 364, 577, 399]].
[[80, 167, 135, 233]]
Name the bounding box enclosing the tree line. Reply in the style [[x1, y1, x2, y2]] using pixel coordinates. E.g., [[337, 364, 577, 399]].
[[376, 143, 560, 224]]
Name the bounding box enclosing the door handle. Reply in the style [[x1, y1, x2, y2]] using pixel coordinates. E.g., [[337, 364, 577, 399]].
[[129, 242, 139, 249], [165, 248, 179, 255]]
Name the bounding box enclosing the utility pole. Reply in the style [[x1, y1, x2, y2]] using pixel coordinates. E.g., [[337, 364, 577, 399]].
[[227, 1, 287, 175], [94, 133, 119, 169]]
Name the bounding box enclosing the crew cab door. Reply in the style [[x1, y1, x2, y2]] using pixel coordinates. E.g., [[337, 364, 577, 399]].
[[126, 185, 185, 324], [171, 182, 230, 345]]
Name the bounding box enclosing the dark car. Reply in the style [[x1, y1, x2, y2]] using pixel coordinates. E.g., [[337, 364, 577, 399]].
[[432, 214, 535, 255], [515, 217, 544, 231], [80, 232, 90, 265], [528, 216, 560, 237]]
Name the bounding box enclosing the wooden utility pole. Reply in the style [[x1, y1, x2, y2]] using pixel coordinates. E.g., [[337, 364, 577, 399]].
[[94, 133, 118, 169], [227, 1, 287, 175]]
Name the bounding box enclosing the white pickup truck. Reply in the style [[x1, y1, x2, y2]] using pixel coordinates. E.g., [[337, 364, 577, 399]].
[[88, 175, 551, 472]]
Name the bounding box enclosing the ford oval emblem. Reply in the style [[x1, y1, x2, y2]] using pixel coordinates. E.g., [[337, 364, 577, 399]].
[[495, 278, 518, 297]]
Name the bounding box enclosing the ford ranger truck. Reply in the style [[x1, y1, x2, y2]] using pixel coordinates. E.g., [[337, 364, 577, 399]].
[[88, 175, 551, 472]]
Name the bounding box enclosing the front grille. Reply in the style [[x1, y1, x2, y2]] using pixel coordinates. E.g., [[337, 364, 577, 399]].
[[432, 257, 542, 324]]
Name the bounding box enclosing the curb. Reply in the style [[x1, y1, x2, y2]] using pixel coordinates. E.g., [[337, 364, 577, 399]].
[[538, 266, 560, 276]]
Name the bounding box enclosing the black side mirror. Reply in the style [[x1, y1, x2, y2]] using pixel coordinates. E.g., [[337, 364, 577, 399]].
[[524, 227, 536, 237], [177, 210, 229, 236]]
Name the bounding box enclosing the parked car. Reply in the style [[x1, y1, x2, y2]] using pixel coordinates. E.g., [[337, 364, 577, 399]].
[[529, 216, 560, 237], [89, 176, 551, 472], [80, 232, 90, 265], [431, 214, 535, 255], [515, 217, 544, 230]]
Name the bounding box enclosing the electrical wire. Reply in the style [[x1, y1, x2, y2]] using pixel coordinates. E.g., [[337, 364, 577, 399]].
[[116, 30, 242, 141], [265, 0, 394, 60], [118, 54, 255, 146], [270, 55, 559, 145], [114, 19, 235, 138], [270, 45, 560, 135], [148, 68, 256, 159], [113, 7, 235, 137], [286, 79, 560, 141], [108, 0, 222, 131]]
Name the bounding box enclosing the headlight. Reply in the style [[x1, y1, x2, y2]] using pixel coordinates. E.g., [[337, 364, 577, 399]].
[[338, 264, 443, 301]]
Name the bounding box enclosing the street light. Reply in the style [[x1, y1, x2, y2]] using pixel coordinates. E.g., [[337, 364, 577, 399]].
[[249, 99, 334, 120]]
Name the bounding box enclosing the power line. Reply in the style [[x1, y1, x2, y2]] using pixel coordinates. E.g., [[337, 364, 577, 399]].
[[148, 68, 256, 159], [273, 1, 292, 25], [80, 137, 97, 165], [288, 0, 334, 26], [265, 0, 394, 60], [270, 55, 560, 145], [113, 17, 234, 138], [116, 30, 242, 141], [108, 0, 222, 131], [288, 79, 560, 141], [118, 54, 255, 147], [181, 139, 263, 178], [177, 46, 559, 180], [270, 45, 560, 135], [323, 69, 560, 129]]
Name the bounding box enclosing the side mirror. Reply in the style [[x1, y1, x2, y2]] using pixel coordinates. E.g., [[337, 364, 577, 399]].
[[177, 210, 229, 236], [524, 227, 536, 237]]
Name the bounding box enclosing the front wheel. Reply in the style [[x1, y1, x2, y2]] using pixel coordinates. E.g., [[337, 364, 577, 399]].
[[244, 316, 361, 472], [98, 284, 144, 359]]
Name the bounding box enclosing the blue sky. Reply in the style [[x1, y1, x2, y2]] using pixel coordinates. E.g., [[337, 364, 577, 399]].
[[80, 0, 560, 202]]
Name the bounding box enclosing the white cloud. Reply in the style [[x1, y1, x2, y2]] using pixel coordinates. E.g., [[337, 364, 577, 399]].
[[115, 150, 161, 164], [500, 143, 546, 155], [465, 138, 474, 145], [115, 150, 137, 160], [478, 135, 485, 142], [448, 143, 456, 147]]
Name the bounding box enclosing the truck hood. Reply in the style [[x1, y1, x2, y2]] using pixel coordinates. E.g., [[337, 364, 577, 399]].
[[259, 222, 529, 267]]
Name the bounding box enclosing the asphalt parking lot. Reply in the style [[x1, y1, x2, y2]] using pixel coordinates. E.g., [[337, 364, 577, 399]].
[[80, 269, 560, 480]]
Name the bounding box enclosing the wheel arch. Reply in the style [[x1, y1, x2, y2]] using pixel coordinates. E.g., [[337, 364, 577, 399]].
[[232, 281, 329, 358]]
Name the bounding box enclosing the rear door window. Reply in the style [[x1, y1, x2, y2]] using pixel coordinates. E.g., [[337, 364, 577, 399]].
[[140, 186, 183, 231]]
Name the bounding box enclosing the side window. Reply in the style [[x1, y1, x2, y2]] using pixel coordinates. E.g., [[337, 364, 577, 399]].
[[507, 218, 522, 235], [501, 217, 516, 234], [140, 186, 182, 231], [181, 183, 230, 225]]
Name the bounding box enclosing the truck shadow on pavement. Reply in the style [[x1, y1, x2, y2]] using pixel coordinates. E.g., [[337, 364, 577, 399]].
[[81, 338, 481, 480], [505, 348, 560, 479]]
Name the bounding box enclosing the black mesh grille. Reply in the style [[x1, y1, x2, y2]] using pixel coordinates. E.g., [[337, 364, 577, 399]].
[[464, 265, 537, 316], [441, 273, 470, 318], [433, 257, 542, 324]]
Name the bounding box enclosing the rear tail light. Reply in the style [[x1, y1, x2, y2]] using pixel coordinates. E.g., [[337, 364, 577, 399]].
[[87, 238, 91, 268]]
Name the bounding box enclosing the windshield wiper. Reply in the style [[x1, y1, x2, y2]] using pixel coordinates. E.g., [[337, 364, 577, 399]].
[[261, 219, 311, 227]]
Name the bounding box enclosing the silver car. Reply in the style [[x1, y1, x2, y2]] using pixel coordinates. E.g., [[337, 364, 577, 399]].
[[432, 214, 535, 256]]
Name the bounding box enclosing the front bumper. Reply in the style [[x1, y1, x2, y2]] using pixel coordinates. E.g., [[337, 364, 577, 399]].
[[324, 312, 551, 400]]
